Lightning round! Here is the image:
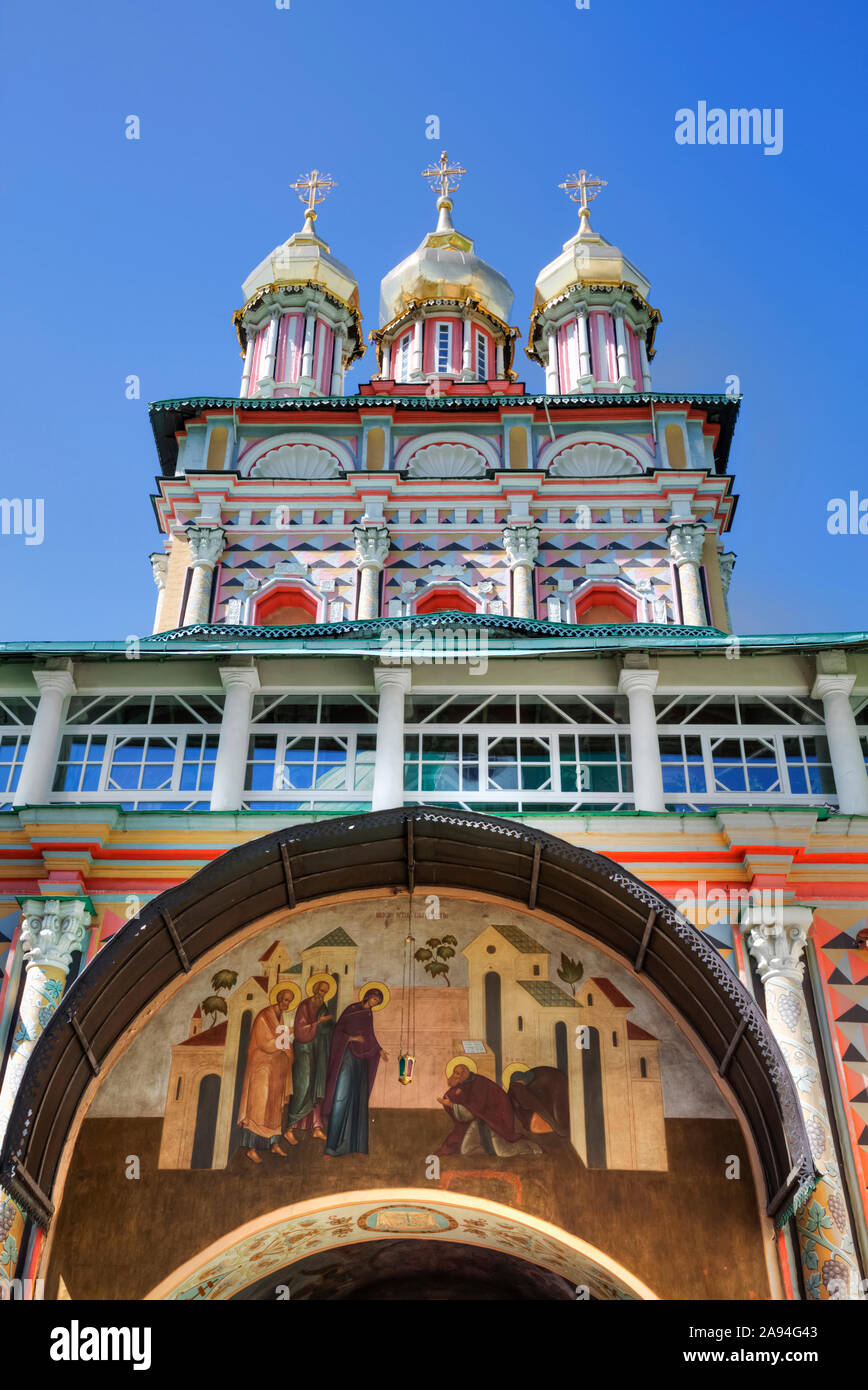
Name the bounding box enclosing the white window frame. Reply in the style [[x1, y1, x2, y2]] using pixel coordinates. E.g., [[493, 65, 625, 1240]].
[[475, 328, 488, 381], [396, 331, 413, 383], [435, 321, 453, 375]]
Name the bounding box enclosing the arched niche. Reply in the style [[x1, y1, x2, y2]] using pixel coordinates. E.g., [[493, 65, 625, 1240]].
[[538, 431, 653, 475], [242, 433, 355, 479], [395, 431, 500, 476]]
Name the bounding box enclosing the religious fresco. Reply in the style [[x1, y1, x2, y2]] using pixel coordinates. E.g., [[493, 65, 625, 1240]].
[[59, 897, 770, 1300]]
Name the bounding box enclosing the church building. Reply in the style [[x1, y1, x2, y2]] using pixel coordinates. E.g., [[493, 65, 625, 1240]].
[[0, 155, 866, 1303]]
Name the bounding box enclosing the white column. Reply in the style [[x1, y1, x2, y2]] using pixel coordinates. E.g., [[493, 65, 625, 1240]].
[[183, 526, 226, 626], [301, 307, 317, 380], [411, 319, 424, 379], [240, 327, 257, 397], [503, 525, 540, 619], [618, 667, 665, 812], [742, 906, 861, 1299], [330, 328, 345, 395], [578, 305, 592, 386], [495, 343, 505, 378], [13, 663, 76, 808], [150, 552, 169, 633], [613, 306, 634, 390], [462, 316, 473, 376], [353, 523, 390, 619], [0, 897, 91, 1153], [381, 341, 392, 379], [258, 310, 280, 396], [667, 523, 707, 626], [372, 668, 411, 810], [637, 327, 652, 390], [211, 662, 260, 812], [545, 326, 559, 393], [812, 672, 868, 814]]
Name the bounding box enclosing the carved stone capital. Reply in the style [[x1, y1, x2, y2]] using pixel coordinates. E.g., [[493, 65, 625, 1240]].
[[503, 524, 540, 569], [718, 551, 736, 593], [150, 552, 169, 591], [353, 524, 390, 571], [667, 522, 706, 568], [18, 897, 91, 974], [186, 525, 226, 569], [741, 906, 814, 985]]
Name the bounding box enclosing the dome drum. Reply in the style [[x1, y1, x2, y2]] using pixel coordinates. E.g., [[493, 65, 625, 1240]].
[[372, 300, 519, 386], [235, 286, 364, 401], [528, 287, 659, 396]]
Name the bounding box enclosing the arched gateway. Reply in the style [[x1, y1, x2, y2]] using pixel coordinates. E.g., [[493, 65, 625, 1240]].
[[0, 809, 814, 1300]]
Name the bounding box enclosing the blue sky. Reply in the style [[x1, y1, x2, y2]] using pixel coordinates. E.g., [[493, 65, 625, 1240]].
[[0, 0, 864, 639]]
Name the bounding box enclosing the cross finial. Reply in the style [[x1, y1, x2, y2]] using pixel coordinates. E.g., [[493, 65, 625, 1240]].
[[422, 150, 466, 201], [290, 169, 337, 230], [558, 168, 607, 233]]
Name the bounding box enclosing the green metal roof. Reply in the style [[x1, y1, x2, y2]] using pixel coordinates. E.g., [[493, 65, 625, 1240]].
[[1, 614, 866, 661], [148, 391, 740, 475]]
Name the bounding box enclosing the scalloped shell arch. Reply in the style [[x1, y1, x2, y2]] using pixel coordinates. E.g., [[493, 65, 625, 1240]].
[[548, 442, 642, 478], [248, 444, 344, 479], [406, 442, 488, 478]]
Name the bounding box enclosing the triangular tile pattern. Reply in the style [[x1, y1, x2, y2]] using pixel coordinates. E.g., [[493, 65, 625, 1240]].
[[812, 912, 868, 1197]]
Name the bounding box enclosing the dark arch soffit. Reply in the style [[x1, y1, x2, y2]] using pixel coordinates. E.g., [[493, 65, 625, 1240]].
[[0, 808, 814, 1230]]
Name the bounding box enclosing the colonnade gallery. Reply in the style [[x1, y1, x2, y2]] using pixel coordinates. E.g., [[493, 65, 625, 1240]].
[[1, 158, 866, 1302]]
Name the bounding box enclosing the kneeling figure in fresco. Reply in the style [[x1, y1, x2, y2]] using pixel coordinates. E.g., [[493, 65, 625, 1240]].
[[437, 1060, 543, 1158]]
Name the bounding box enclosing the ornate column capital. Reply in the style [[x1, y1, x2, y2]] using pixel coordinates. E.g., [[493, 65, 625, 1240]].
[[218, 660, 260, 695], [718, 550, 736, 594], [667, 522, 706, 568], [150, 552, 169, 591], [33, 661, 76, 699], [17, 896, 92, 973], [353, 524, 390, 571], [503, 524, 540, 569], [812, 672, 857, 701], [186, 525, 226, 568], [741, 905, 814, 985], [374, 666, 412, 694], [617, 667, 660, 697]]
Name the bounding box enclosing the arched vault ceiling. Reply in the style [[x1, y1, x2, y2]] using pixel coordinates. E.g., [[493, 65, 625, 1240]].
[[0, 808, 814, 1230]]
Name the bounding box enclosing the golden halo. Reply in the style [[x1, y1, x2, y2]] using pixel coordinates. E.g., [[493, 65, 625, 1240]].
[[445, 1055, 478, 1079], [270, 980, 301, 1008], [358, 980, 390, 1010], [502, 1062, 532, 1088], [305, 972, 337, 1001]]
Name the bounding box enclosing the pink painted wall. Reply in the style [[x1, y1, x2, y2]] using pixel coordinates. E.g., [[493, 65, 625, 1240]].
[[315, 321, 335, 393], [424, 316, 462, 375], [628, 327, 643, 389], [603, 314, 617, 382]]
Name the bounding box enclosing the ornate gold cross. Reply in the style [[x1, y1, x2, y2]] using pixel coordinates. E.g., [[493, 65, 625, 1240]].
[[422, 150, 466, 199], [559, 168, 607, 222], [290, 169, 337, 216]]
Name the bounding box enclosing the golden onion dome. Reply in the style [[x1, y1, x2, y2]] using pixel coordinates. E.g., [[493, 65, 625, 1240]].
[[378, 153, 513, 327], [240, 170, 360, 313]]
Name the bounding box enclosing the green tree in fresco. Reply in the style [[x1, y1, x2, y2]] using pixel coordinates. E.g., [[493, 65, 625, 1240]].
[[414, 935, 457, 986]]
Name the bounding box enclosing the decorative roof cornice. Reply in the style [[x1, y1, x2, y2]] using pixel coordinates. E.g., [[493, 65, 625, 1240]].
[[149, 392, 741, 475], [232, 280, 365, 363]]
